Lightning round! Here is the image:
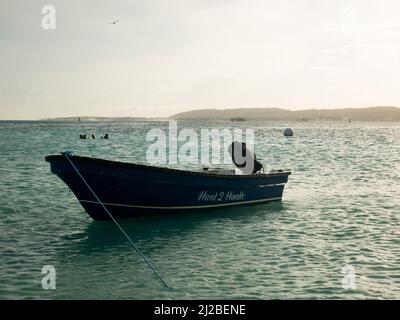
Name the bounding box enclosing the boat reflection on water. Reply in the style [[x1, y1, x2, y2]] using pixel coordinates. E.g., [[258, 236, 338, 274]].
[[60, 200, 285, 257]]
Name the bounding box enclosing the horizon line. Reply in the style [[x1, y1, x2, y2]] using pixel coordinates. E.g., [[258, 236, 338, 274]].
[[1, 105, 399, 121]]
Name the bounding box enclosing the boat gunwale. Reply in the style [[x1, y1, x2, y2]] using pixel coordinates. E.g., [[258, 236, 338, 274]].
[[45, 154, 291, 179]]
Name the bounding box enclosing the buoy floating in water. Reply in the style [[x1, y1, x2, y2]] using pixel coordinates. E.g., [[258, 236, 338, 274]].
[[283, 128, 293, 137]]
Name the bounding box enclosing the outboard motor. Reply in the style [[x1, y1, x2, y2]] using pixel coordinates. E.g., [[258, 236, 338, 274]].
[[228, 141, 263, 175]]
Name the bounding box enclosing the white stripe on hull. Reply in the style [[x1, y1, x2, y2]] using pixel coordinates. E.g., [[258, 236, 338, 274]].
[[79, 197, 282, 210]]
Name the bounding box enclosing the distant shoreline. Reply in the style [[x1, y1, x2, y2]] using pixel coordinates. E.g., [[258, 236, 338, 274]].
[[170, 106, 400, 122], [2, 106, 400, 122]]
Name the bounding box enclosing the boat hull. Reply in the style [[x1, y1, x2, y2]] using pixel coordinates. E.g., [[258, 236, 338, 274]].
[[45, 155, 291, 220]]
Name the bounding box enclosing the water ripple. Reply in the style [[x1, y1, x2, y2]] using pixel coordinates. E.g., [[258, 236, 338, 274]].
[[0, 120, 399, 299]]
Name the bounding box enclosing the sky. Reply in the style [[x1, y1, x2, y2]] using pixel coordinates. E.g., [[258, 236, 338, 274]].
[[1, 0, 400, 119]]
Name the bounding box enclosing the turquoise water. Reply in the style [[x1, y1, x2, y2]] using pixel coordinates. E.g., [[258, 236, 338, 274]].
[[0, 120, 399, 299]]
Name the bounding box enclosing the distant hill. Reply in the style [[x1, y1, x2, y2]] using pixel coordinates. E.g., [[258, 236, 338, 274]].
[[43, 116, 148, 122], [42, 106, 400, 122], [171, 107, 400, 121]]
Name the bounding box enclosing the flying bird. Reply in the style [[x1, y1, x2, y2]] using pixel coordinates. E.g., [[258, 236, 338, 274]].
[[108, 20, 119, 25]]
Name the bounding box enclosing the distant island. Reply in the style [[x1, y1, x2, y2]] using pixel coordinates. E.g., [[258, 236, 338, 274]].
[[42, 106, 400, 122], [170, 106, 400, 122], [42, 116, 148, 122]]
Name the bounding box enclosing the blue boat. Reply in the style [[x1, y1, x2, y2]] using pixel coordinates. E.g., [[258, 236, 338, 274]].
[[45, 147, 291, 220]]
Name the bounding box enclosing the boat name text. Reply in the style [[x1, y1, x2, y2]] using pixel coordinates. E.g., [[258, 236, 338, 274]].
[[198, 190, 246, 202]]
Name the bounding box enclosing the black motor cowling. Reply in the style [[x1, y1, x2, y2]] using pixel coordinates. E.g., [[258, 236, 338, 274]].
[[228, 141, 263, 174]]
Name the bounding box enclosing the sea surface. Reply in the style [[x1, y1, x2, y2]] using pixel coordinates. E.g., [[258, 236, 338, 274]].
[[0, 120, 399, 299]]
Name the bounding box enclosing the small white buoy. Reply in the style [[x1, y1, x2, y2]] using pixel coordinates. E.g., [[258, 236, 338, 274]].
[[283, 128, 293, 137]]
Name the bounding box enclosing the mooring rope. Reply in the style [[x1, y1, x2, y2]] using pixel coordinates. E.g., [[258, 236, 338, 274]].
[[62, 151, 169, 288]]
